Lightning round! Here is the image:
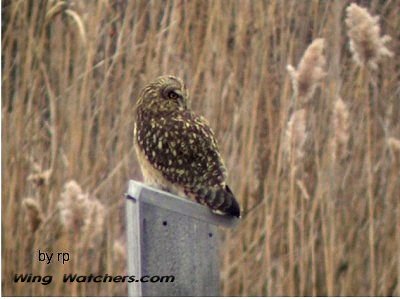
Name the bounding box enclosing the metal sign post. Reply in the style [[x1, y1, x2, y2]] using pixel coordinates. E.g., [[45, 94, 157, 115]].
[[125, 180, 238, 296]]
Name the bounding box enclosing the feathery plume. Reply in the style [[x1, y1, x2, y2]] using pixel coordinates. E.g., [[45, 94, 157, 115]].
[[113, 240, 127, 270], [345, 3, 393, 70], [27, 169, 52, 187], [22, 197, 44, 233], [387, 137, 400, 152], [287, 38, 326, 104], [332, 98, 350, 161], [27, 157, 52, 186], [388, 137, 400, 162], [57, 180, 105, 240], [285, 109, 307, 165]]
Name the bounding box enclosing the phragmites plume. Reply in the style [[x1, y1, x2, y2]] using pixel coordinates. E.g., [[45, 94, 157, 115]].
[[113, 240, 127, 270], [332, 98, 350, 161], [22, 197, 44, 233], [345, 3, 393, 70], [387, 137, 400, 152], [284, 109, 307, 165], [57, 180, 105, 242], [287, 38, 326, 104], [27, 159, 52, 187], [387, 137, 400, 162]]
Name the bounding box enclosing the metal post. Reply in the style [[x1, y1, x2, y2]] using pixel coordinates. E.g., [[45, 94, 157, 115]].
[[125, 180, 239, 296]]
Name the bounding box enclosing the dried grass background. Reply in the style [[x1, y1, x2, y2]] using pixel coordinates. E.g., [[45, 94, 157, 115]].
[[2, 0, 399, 296]]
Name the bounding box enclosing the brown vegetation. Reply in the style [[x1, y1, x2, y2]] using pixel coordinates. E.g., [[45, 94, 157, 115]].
[[2, 0, 399, 296]]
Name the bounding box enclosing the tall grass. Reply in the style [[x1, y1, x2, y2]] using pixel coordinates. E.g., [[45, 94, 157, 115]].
[[2, 0, 399, 296]]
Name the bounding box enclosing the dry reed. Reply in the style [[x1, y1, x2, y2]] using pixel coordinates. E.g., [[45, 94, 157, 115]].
[[2, 0, 399, 296], [344, 3, 394, 294]]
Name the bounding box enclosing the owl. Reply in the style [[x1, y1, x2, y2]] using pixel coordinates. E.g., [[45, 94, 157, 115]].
[[133, 75, 240, 218]]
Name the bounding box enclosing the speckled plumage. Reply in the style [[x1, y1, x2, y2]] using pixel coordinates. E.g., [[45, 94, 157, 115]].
[[134, 75, 240, 217]]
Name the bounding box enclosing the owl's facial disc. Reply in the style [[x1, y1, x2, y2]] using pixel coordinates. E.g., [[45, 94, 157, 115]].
[[161, 85, 187, 108], [138, 75, 189, 111]]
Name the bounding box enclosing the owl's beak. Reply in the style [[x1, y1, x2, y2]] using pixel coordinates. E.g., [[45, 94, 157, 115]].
[[175, 90, 187, 108], [175, 90, 184, 99]]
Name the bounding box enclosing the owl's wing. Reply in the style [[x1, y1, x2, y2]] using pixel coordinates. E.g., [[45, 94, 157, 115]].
[[140, 111, 240, 217], [152, 111, 227, 187]]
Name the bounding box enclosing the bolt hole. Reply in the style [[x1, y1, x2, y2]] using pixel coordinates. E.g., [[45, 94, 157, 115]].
[[208, 233, 213, 238], [162, 221, 168, 226]]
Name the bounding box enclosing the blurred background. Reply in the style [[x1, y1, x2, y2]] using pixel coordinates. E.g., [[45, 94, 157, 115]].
[[2, 0, 399, 296]]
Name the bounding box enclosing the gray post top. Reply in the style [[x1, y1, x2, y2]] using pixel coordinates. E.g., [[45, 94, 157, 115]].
[[126, 180, 239, 228]]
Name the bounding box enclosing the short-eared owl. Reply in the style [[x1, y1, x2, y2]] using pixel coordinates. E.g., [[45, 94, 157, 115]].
[[134, 75, 240, 217]]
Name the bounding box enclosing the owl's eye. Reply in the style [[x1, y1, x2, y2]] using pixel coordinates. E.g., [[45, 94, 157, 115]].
[[167, 90, 179, 99]]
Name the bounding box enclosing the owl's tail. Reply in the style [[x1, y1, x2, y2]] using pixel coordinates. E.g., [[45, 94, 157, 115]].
[[195, 185, 241, 218]]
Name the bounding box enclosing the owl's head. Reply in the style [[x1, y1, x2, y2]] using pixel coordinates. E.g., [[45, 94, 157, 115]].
[[136, 75, 189, 114]]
